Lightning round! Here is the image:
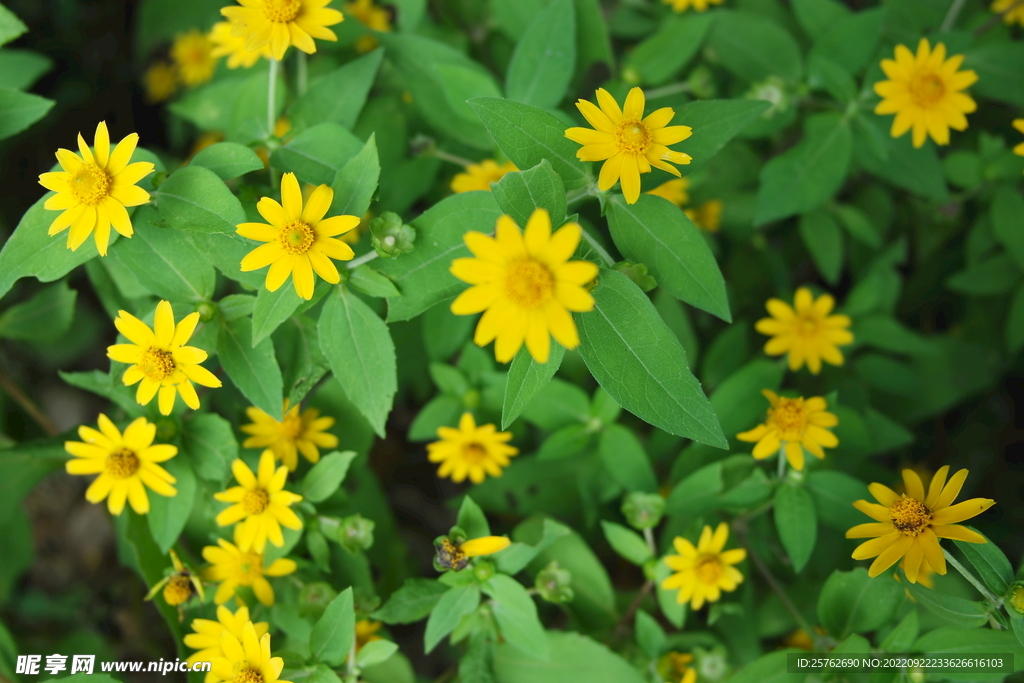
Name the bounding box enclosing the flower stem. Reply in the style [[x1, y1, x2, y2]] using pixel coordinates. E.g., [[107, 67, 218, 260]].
[[777, 445, 787, 480], [296, 52, 308, 97], [346, 250, 379, 270], [267, 57, 279, 139], [942, 548, 1001, 606], [431, 148, 476, 168], [974, 0, 1024, 34], [0, 367, 58, 436], [644, 81, 692, 101], [940, 0, 968, 32], [643, 527, 657, 557], [581, 228, 616, 268]]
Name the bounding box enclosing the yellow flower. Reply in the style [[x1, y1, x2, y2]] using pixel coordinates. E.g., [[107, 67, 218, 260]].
[[238, 172, 359, 300], [171, 29, 217, 87], [202, 530, 297, 606], [449, 208, 598, 363], [686, 199, 722, 233], [145, 549, 206, 608], [241, 399, 338, 472], [846, 466, 996, 582], [896, 557, 937, 596], [663, 0, 723, 12], [209, 21, 271, 68], [462, 535, 512, 557], [565, 87, 692, 204], [185, 606, 269, 683], [1013, 119, 1024, 165], [657, 652, 697, 683], [107, 300, 222, 415], [450, 159, 518, 193], [64, 414, 177, 515], [427, 412, 518, 484], [210, 622, 291, 683], [189, 131, 225, 160], [992, 0, 1024, 25], [215, 451, 303, 553], [755, 287, 853, 374], [354, 619, 382, 652], [661, 523, 746, 610], [736, 390, 839, 471], [220, 0, 344, 61], [143, 61, 178, 103], [873, 38, 977, 148], [345, 0, 391, 53], [37, 121, 155, 256], [646, 178, 690, 207]]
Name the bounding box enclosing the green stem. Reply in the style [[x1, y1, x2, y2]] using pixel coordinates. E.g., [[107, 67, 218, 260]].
[[643, 527, 657, 557], [777, 444, 787, 480], [581, 228, 616, 268], [940, 0, 968, 32], [432, 148, 476, 168], [267, 57, 278, 139], [346, 250, 378, 269], [943, 548, 1001, 606], [296, 51, 308, 96], [644, 81, 692, 101], [738, 527, 819, 645]]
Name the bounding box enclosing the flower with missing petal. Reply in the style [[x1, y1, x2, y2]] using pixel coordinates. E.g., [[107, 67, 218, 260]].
[[221, 0, 344, 61], [755, 287, 853, 374], [565, 87, 692, 204], [846, 466, 995, 582], [144, 61, 179, 103], [450, 159, 518, 193], [108, 300, 222, 415], [737, 390, 839, 471], [171, 29, 217, 86], [873, 38, 977, 148], [661, 523, 745, 610], [38, 121, 154, 256], [241, 399, 338, 472], [646, 178, 690, 207], [427, 413, 518, 484], [209, 622, 291, 683], [203, 530, 297, 606], [65, 414, 177, 515], [185, 605, 269, 683], [238, 172, 359, 300], [144, 549, 206, 609], [209, 21, 271, 69], [214, 451, 303, 553]]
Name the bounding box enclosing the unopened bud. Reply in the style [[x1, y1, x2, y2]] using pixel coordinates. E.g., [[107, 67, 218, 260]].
[[473, 559, 496, 582], [612, 260, 657, 292], [621, 492, 665, 530], [195, 301, 217, 322], [688, 64, 717, 99], [338, 514, 375, 553], [1008, 581, 1024, 616], [370, 211, 416, 258], [299, 581, 337, 619], [535, 561, 573, 603]]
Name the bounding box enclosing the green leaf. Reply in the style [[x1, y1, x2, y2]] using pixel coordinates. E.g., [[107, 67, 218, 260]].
[[913, 626, 1024, 663], [506, 0, 575, 109], [0, 442, 66, 522], [834, 204, 882, 249], [0, 280, 76, 341], [348, 265, 399, 298], [799, 210, 843, 285], [953, 526, 1013, 597], [147, 455, 197, 553], [816, 568, 905, 639], [190, 142, 264, 180], [706, 11, 803, 82], [502, 341, 565, 430], [598, 424, 657, 493], [773, 482, 817, 573], [791, 0, 850, 36], [493, 631, 645, 683], [963, 41, 1024, 108], [946, 254, 1020, 296], [521, 377, 589, 430], [624, 13, 712, 85], [535, 423, 591, 461], [302, 451, 357, 503], [810, 8, 883, 74], [356, 640, 398, 669], [485, 574, 549, 659], [252, 285, 306, 347], [310, 588, 355, 667], [808, 54, 857, 103], [673, 99, 771, 173], [169, 76, 249, 133], [435, 64, 504, 124], [374, 192, 502, 322], [573, 0, 612, 70], [991, 185, 1024, 270], [755, 113, 852, 225], [0, 48, 52, 90], [574, 270, 726, 447], [424, 584, 481, 653], [666, 461, 723, 515], [459, 633, 496, 683], [880, 610, 918, 652], [330, 133, 380, 219], [373, 578, 449, 624], [468, 97, 591, 191], [0, 88, 53, 140], [854, 315, 935, 357], [494, 518, 571, 576], [181, 412, 237, 482], [1008, 282, 1024, 354], [60, 369, 140, 415], [491, 159, 567, 229], [218, 315, 284, 419], [0, 4, 27, 46], [318, 286, 397, 437], [457, 495, 491, 540], [600, 521, 652, 566], [727, 650, 801, 683], [157, 165, 246, 234], [634, 610, 665, 660], [854, 117, 948, 201], [290, 49, 383, 132], [109, 207, 216, 301], [607, 194, 730, 321], [409, 395, 463, 441], [270, 122, 364, 186], [806, 470, 869, 532]]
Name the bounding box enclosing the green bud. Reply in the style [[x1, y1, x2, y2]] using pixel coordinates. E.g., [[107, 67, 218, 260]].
[[461, 389, 481, 410], [908, 666, 926, 683], [745, 76, 790, 119], [370, 211, 416, 258], [535, 561, 574, 604], [612, 260, 657, 292], [337, 514, 375, 553], [155, 417, 178, 441], [195, 301, 217, 323], [447, 526, 468, 546], [622, 67, 641, 86], [688, 64, 717, 99], [298, 581, 337, 619], [694, 646, 729, 683], [621, 492, 665, 530], [473, 559, 496, 583], [1007, 581, 1024, 616]]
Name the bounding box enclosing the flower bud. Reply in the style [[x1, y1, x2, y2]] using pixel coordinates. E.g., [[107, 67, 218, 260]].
[[370, 211, 416, 258], [612, 260, 657, 292], [535, 561, 574, 603], [746, 76, 790, 119], [1008, 581, 1024, 616], [688, 64, 717, 99], [621, 492, 665, 530], [473, 559, 496, 583], [195, 301, 217, 322], [337, 514, 375, 553], [299, 581, 338, 619]]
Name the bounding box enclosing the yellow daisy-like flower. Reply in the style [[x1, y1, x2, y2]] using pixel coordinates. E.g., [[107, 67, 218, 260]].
[[450, 159, 518, 194], [846, 466, 996, 583], [345, 0, 391, 53], [657, 652, 697, 683], [107, 300, 222, 415], [755, 287, 853, 374], [185, 606, 269, 683], [171, 29, 217, 87], [354, 619, 382, 653], [661, 523, 746, 610], [992, 0, 1024, 25], [565, 87, 692, 205], [143, 61, 178, 103], [238, 172, 359, 300], [209, 21, 271, 69], [145, 549, 206, 608], [1013, 119, 1024, 165], [686, 199, 722, 233], [64, 414, 177, 516], [736, 389, 839, 471], [37, 121, 154, 256], [646, 178, 690, 207], [873, 38, 977, 148], [210, 622, 291, 683], [241, 399, 338, 472], [449, 208, 598, 363], [663, 0, 723, 12], [202, 530, 297, 606], [435, 535, 513, 570], [215, 451, 304, 553], [220, 0, 344, 61], [427, 412, 518, 484]]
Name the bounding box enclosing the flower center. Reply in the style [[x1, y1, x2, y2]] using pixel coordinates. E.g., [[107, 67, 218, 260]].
[[695, 554, 723, 585], [139, 347, 176, 382], [163, 575, 194, 605], [796, 314, 821, 337], [234, 668, 264, 683], [910, 71, 946, 107], [237, 553, 264, 583], [504, 259, 554, 308], [106, 448, 140, 479], [461, 442, 488, 464], [279, 220, 315, 255], [280, 411, 304, 439], [615, 120, 651, 155], [890, 496, 933, 536], [242, 489, 270, 515], [768, 398, 808, 438], [262, 0, 301, 23], [70, 163, 111, 206]]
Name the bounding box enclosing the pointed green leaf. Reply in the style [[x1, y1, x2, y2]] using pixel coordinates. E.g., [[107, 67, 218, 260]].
[[218, 315, 284, 419], [506, 0, 576, 109]]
